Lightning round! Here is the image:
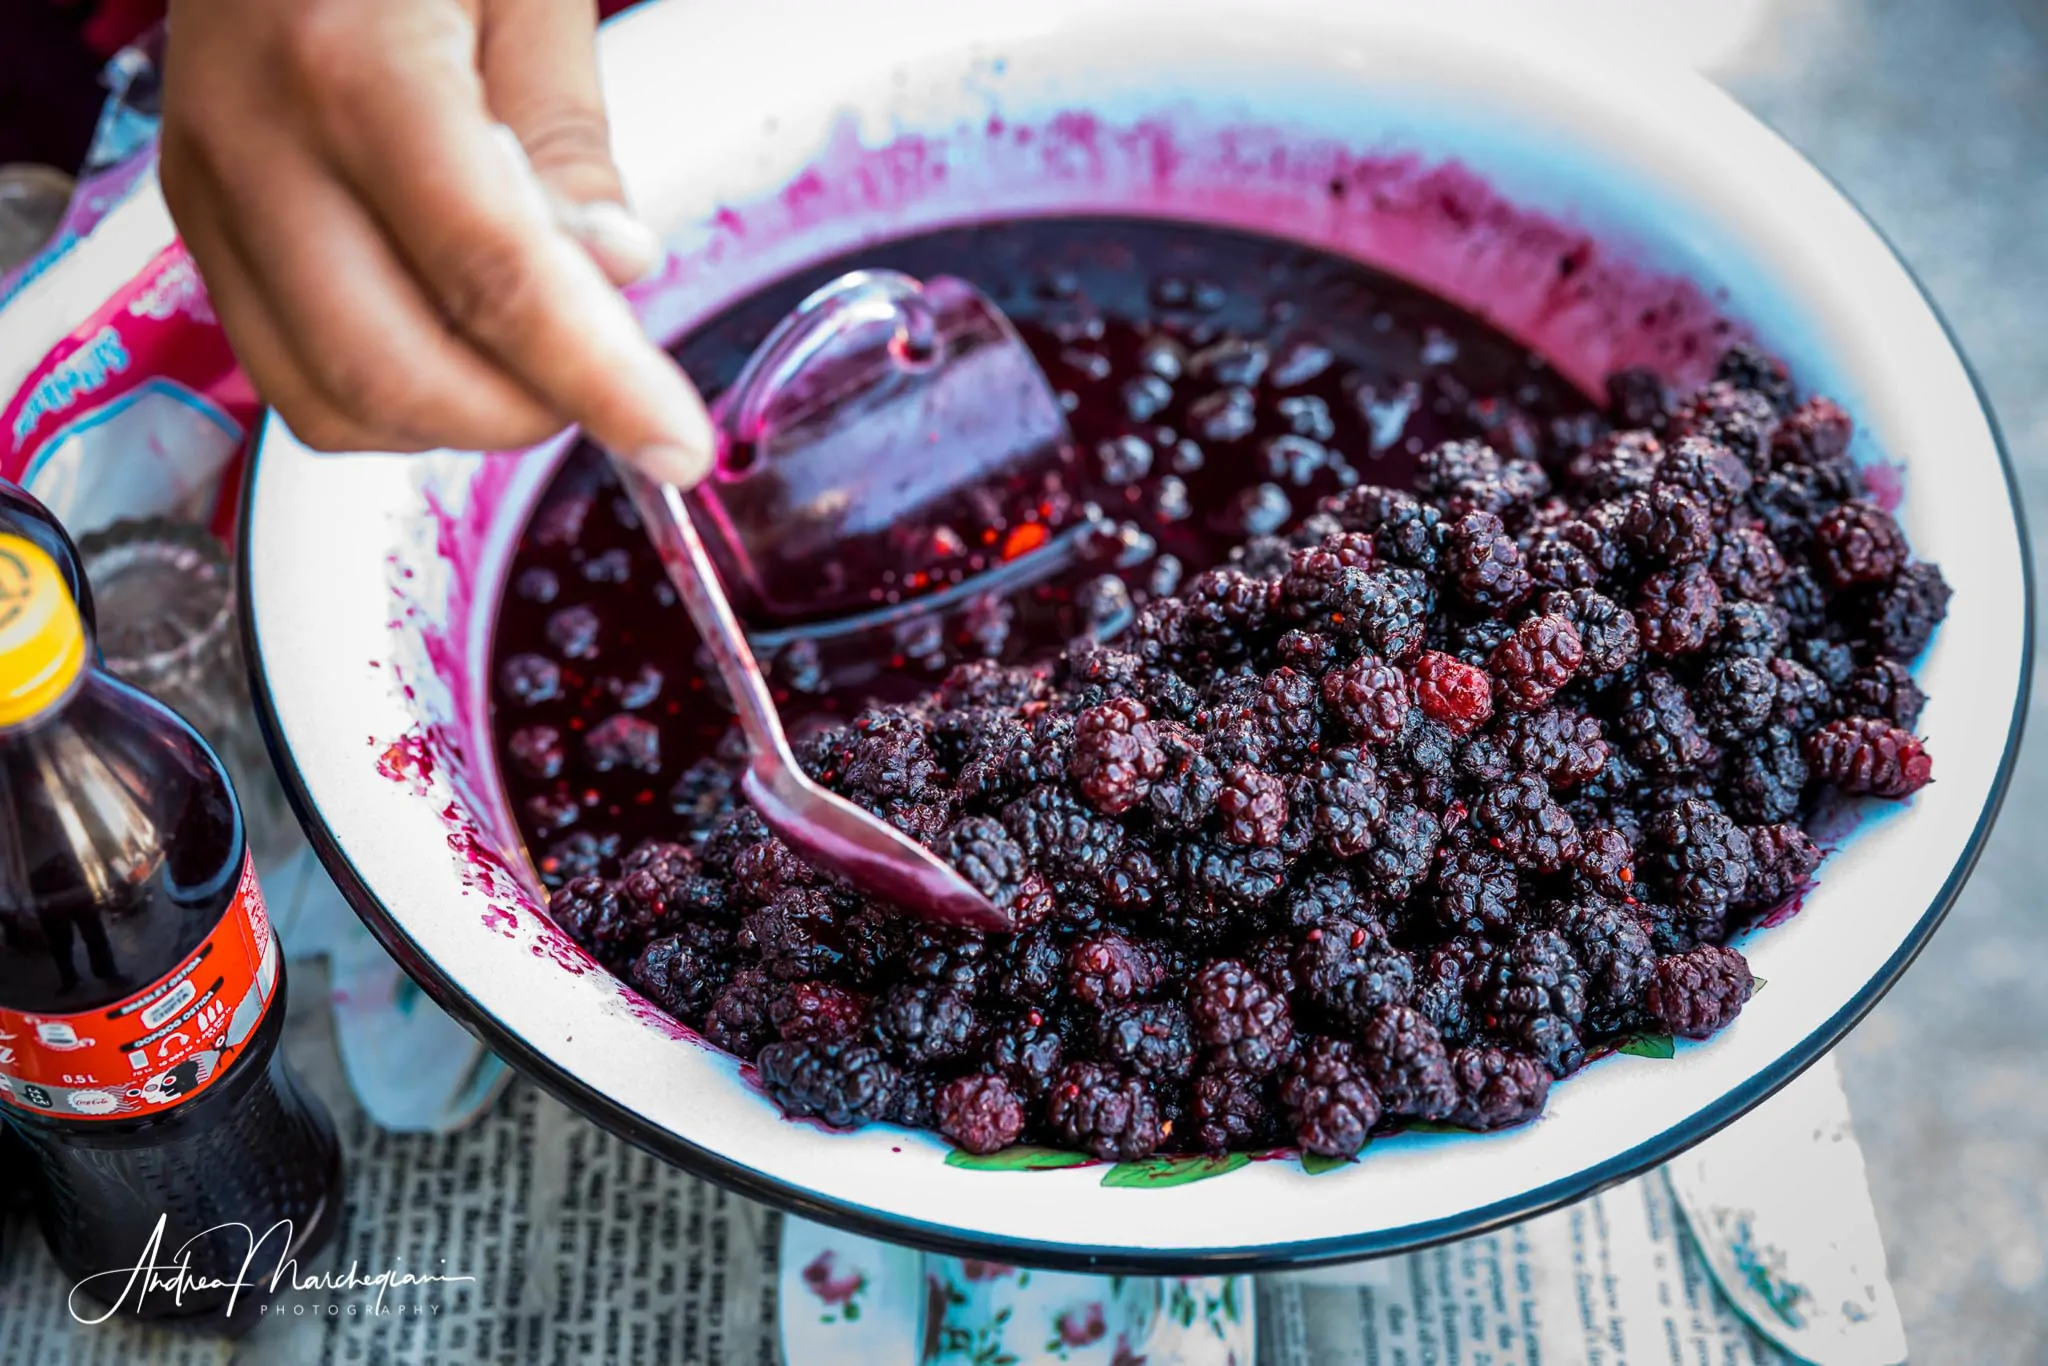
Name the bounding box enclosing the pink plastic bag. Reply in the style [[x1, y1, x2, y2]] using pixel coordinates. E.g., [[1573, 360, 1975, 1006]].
[[3, 240, 255, 537]]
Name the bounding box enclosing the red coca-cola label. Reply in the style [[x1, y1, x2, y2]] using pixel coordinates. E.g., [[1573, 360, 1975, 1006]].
[[0, 855, 276, 1121]]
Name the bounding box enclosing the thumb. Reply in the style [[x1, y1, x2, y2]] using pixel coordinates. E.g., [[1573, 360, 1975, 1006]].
[[478, 0, 661, 286]]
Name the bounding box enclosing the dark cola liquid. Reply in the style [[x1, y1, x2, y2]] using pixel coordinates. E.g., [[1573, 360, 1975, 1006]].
[[0, 676, 243, 1012], [490, 218, 1600, 885], [0, 673, 339, 1325], [13, 999, 341, 1326]]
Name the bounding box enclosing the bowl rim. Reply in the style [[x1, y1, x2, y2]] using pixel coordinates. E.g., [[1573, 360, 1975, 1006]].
[[237, 19, 2034, 1273]]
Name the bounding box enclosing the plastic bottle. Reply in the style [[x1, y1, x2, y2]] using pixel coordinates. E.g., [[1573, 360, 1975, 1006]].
[[0, 533, 341, 1325]]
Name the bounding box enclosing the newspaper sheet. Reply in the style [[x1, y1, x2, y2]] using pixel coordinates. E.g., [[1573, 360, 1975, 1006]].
[[1, 973, 1868, 1365], [1259, 1176, 1793, 1366]]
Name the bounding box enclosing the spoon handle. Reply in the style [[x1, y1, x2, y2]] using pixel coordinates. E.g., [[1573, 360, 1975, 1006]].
[[612, 460, 795, 766]]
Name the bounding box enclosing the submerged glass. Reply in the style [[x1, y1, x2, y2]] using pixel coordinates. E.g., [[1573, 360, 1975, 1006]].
[[691, 270, 1078, 626]]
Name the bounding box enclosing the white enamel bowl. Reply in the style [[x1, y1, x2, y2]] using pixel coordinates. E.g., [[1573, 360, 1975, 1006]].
[[242, 0, 2029, 1269]]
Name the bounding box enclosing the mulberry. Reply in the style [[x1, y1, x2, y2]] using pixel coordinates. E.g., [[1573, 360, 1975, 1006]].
[[1413, 650, 1495, 735], [1804, 718, 1933, 797], [1358, 1005, 1459, 1120], [1445, 510, 1533, 610], [1488, 614, 1584, 710], [1068, 698, 1166, 815], [1643, 799, 1753, 916], [935, 1074, 1027, 1154], [758, 1041, 904, 1130], [1279, 1038, 1381, 1158], [1323, 655, 1411, 745], [1646, 945, 1754, 1039], [1190, 960, 1297, 1075], [1046, 1063, 1164, 1160], [1448, 1047, 1551, 1131], [1295, 919, 1416, 1029], [1472, 774, 1581, 874]]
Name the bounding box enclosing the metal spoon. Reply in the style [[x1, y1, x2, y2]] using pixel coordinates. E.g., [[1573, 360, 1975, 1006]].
[[612, 462, 1011, 933]]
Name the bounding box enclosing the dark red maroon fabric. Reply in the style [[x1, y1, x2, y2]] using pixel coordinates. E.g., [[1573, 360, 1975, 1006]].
[[0, 3, 106, 171], [1, 0, 648, 176], [81, 0, 162, 55]]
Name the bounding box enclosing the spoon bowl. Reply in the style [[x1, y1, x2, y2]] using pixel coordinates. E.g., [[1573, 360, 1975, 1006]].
[[614, 462, 1010, 933], [740, 757, 1012, 933]]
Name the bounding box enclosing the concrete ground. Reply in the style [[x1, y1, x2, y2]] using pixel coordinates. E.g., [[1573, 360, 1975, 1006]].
[[1714, 1, 2048, 1360]]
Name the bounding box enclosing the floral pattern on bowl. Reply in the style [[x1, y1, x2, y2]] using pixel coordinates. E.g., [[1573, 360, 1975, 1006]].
[[778, 1218, 1254, 1366]]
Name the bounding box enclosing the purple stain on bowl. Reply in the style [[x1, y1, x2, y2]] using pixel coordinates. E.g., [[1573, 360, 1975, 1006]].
[[1756, 888, 1814, 931], [375, 732, 436, 791], [1861, 460, 1906, 514]]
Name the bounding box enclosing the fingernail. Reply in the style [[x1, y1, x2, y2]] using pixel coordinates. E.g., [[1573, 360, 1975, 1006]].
[[628, 441, 713, 488], [560, 199, 664, 284]]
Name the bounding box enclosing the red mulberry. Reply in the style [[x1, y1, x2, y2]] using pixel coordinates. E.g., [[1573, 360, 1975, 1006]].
[[1413, 650, 1495, 736], [1804, 717, 1933, 797]]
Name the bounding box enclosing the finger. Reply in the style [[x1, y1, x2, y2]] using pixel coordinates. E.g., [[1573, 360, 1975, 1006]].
[[480, 0, 658, 285], [317, 37, 713, 486], [170, 192, 415, 453], [181, 129, 568, 453]]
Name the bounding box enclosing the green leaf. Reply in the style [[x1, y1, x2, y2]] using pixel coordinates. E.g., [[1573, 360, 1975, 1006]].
[[1620, 1033, 1677, 1059], [1399, 1120, 1466, 1135], [1752, 976, 1769, 992], [945, 1145, 1094, 1172], [843, 1303, 860, 1322], [1100, 1153, 1251, 1188], [1300, 1151, 1353, 1175]]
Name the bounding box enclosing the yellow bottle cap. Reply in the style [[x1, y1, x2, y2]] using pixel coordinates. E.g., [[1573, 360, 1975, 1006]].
[[0, 532, 87, 727]]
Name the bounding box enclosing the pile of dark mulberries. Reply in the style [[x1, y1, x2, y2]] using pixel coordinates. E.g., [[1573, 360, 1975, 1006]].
[[549, 345, 1943, 1161]]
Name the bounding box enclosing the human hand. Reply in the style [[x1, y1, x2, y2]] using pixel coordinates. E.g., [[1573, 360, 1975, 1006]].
[[160, 0, 712, 486]]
